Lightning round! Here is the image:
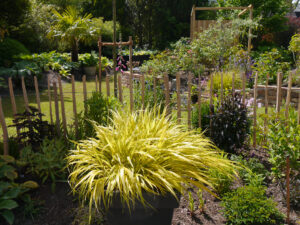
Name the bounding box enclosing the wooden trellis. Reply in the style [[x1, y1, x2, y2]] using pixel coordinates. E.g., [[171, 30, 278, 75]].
[[190, 5, 253, 66], [98, 36, 134, 111]]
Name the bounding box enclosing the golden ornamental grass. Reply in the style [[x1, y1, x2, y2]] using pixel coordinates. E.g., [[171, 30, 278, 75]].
[[67, 107, 237, 220]]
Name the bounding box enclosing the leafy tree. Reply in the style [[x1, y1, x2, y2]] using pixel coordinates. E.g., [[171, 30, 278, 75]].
[[217, 0, 289, 45], [47, 6, 111, 62], [0, 0, 31, 39]]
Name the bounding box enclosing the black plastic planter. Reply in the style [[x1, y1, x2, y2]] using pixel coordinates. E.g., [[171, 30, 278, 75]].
[[106, 193, 179, 225]]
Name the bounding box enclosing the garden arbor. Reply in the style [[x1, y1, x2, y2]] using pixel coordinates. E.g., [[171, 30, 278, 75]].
[[190, 5, 253, 66]]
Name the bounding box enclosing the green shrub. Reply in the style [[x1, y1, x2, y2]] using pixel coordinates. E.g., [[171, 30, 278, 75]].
[[191, 100, 210, 132], [221, 185, 285, 225], [67, 107, 238, 222], [20, 138, 67, 191], [0, 38, 29, 67], [210, 93, 250, 154], [207, 71, 242, 94], [252, 48, 290, 85], [0, 155, 38, 225], [231, 155, 269, 186], [208, 167, 234, 196], [261, 108, 300, 179], [75, 92, 120, 139]]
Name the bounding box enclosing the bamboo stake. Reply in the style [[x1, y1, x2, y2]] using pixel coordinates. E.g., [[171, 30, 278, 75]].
[[187, 73, 192, 129], [220, 71, 224, 104], [176, 73, 181, 124], [198, 74, 202, 129], [53, 82, 60, 135], [95, 75, 98, 92], [264, 73, 269, 137], [106, 75, 110, 97], [98, 36, 102, 92], [164, 73, 170, 115], [129, 36, 134, 112], [284, 72, 292, 225], [47, 75, 53, 125], [71, 75, 78, 137], [276, 72, 283, 114], [82, 75, 87, 114], [286, 156, 290, 225], [242, 72, 246, 105], [253, 72, 258, 147], [21, 76, 29, 111], [0, 97, 9, 155], [34, 76, 41, 113], [58, 76, 67, 137], [141, 74, 145, 109], [118, 74, 123, 103]]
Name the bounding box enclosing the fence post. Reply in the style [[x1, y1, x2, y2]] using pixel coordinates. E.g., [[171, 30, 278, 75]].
[[58, 76, 67, 137], [21, 76, 29, 111], [95, 75, 98, 92], [187, 73, 192, 129], [285, 72, 293, 119], [0, 97, 9, 155], [253, 72, 258, 148], [198, 74, 202, 129], [276, 72, 283, 114], [98, 36, 102, 93], [209, 72, 214, 136], [164, 73, 170, 115], [153, 77, 157, 103], [106, 75, 110, 97], [82, 75, 87, 114], [141, 74, 145, 109], [220, 71, 224, 104], [53, 82, 60, 135], [129, 36, 134, 112], [8, 78, 20, 136], [298, 92, 300, 125], [118, 74, 123, 104], [71, 75, 78, 138], [264, 73, 269, 139], [34, 76, 41, 113], [176, 72, 181, 124], [47, 75, 53, 125], [242, 72, 246, 105], [232, 72, 235, 94]]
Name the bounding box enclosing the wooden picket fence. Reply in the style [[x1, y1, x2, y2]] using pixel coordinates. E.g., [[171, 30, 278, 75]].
[[0, 70, 299, 224], [1, 71, 299, 155]]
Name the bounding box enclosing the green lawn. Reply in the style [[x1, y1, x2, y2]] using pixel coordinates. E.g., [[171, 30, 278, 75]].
[[1, 79, 130, 137]]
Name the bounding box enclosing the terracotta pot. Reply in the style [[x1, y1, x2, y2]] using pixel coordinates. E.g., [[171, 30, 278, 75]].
[[106, 192, 179, 225]]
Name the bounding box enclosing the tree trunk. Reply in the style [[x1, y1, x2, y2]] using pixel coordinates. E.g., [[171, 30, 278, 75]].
[[71, 40, 79, 62]]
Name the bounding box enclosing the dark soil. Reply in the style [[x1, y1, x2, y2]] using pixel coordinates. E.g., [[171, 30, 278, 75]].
[[14, 182, 79, 225]]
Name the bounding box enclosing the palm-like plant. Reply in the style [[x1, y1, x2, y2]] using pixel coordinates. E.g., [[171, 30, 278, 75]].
[[48, 6, 98, 62], [67, 107, 237, 222]]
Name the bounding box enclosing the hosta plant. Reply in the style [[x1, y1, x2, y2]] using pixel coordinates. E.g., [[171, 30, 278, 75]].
[[0, 155, 38, 225], [67, 107, 237, 222]]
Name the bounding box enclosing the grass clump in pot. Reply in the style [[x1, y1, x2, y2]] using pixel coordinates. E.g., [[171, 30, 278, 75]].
[[67, 107, 237, 222]]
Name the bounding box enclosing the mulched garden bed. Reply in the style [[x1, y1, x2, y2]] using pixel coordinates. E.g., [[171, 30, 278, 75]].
[[13, 147, 300, 225]]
